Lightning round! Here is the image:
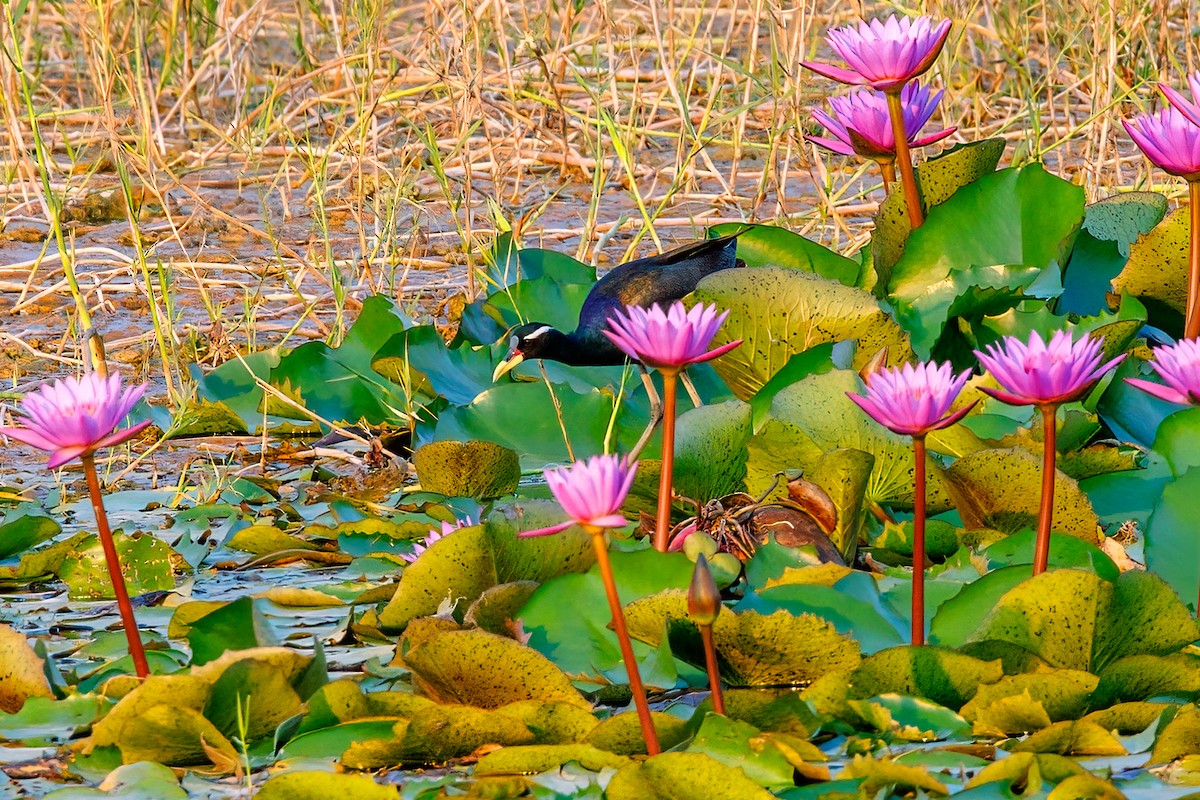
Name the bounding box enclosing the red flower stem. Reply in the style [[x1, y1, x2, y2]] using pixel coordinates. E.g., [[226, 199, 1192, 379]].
[[653, 369, 679, 553], [587, 526, 660, 754], [81, 453, 149, 679], [1034, 404, 1058, 576], [699, 624, 725, 714], [1188, 179, 1200, 340], [880, 160, 895, 193], [912, 434, 927, 646], [885, 89, 924, 229]]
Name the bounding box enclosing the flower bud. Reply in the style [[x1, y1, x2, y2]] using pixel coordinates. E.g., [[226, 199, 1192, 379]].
[[687, 554, 722, 626]]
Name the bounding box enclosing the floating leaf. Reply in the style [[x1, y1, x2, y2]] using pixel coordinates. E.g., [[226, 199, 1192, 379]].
[[401, 628, 589, 709], [747, 370, 951, 510], [605, 751, 776, 799], [398, 704, 535, 763], [887, 164, 1086, 358], [586, 711, 690, 756], [964, 751, 1088, 791], [1059, 192, 1168, 315], [372, 325, 494, 406], [872, 139, 1008, 290], [1146, 463, 1200, 613], [0, 625, 53, 713], [225, 525, 318, 557], [1112, 205, 1189, 334], [710, 222, 859, 285], [849, 646, 1003, 710], [962, 670, 1098, 735], [474, 743, 630, 775], [496, 700, 598, 744], [412, 440, 520, 499], [838, 755, 949, 797], [1092, 654, 1200, 708], [689, 268, 911, 400], [943, 448, 1100, 542], [849, 694, 970, 742], [685, 714, 798, 790], [0, 506, 60, 560], [1150, 703, 1200, 764], [967, 570, 1199, 673], [59, 533, 176, 600], [255, 771, 400, 800], [187, 597, 279, 665], [377, 525, 495, 631]]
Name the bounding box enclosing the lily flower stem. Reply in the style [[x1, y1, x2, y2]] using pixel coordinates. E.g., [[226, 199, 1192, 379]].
[[81, 454, 149, 678], [880, 161, 895, 193], [587, 527, 661, 755], [912, 434, 927, 646], [1034, 404, 1058, 576], [1188, 179, 1200, 340], [654, 369, 679, 553], [885, 90, 924, 229], [699, 624, 725, 714]]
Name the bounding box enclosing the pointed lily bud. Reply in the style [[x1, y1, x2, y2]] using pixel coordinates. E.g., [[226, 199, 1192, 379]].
[[688, 554, 722, 626], [858, 346, 890, 383]]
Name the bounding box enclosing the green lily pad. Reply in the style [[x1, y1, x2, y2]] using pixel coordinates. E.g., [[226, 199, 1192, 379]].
[[961, 670, 1098, 735], [1146, 463, 1200, 614], [623, 591, 860, 687], [474, 743, 630, 775], [632, 400, 752, 508], [41, 761, 188, 800], [0, 506, 60, 560], [1112, 205, 1189, 334], [585, 711, 690, 756], [685, 713, 798, 790], [689, 268, 910, 400], [710, 222, 859, 285], [963, 752, 1087, 791], [838, 755, 949, 797], [887, 164, 1086, 358], [849, 694, 970, 742], [255, 771, 399, 800], [203, 656, 304, 741], [1150, 704, 1200, 763], [398, 704, 535, 763], [401, 628, 589, 709], [464, 581, 541, 636], [412, 440, 520, 499], [495, 700, 599, 744], [872, 139, 1008, 291], [849, 646, 1003, 710], [58, 533, 176, 600], [967, 569, 1200, 673], [0, 694, 107, 744], [1092, 654, 1200, 707], [371, 324, 495, 406], [942, 448, 1101, 541], [606, 751, 776, 799], [187, 597, 280, 665], [225, 525, 318, 557], [377, 525, 495, 631]]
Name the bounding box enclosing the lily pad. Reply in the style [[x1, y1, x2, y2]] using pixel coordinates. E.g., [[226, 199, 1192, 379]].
[[0, 625, 53, 713], [255, 771, 400, 800], [849, 646, 1003, 710], [942, 448, 1101, 542], [605, 751, 776, 799], [1112, 205, 1189, 334], [474, 743, 630, 775], [689, 267, 910, 400], [0, 506, 60, 560], [412, 440, 520, 499], [709, 222, 860, 285], [401, 628, 589, 708], [58, 533, 176, 600]]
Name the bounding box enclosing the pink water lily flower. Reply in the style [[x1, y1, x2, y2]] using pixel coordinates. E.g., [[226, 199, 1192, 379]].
[[1123, 106, 1200, 180], [809, 82, 955, 160], [1126, 338, 1200, 405], [803, 14, 952, 92], [0, 372, 150, 468], [974, 330, 1125, 407], [605, 302, 741, 370], [847, 361, 975, 437], [521, 454, 637, 537], [1159, 72, 1200, 128]]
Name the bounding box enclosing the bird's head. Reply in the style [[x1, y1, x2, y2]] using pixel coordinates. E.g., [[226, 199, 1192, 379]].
[[492, 323, 562, 381]]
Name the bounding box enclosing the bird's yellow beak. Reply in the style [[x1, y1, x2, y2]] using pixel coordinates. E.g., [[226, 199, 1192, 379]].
[[492, 353, 524, 382]]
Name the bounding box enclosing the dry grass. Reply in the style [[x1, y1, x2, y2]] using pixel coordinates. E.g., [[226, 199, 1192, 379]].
[[0, 0, 1190, 393]]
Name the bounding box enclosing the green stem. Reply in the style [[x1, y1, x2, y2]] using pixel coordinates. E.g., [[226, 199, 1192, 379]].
[[81, 454, 149, 678], [885, 90, 924, 229], [1188, 179, 1200, 340], [1034, 404, 1058, 575], [588, 527, 660, 754], [912, 435, 927, 646], [654, 369, 679, 553], [700, 624, 724, 714]]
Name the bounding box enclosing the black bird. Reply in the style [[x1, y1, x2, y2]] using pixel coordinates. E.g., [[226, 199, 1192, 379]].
[[491, 232, 743, 381]]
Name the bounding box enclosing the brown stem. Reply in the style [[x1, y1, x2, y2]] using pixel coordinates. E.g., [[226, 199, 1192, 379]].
[[81, 453, 149, 678], [886, 90, 924, 229], [879, 160, 895, 193], [653, 369, 679, 553], [699, 624, 724, 714], [1188, 179, 1200, 339], [912, 435, 927, 646], [588, 527, 660, 754], [1034, 404, 1058, 576]]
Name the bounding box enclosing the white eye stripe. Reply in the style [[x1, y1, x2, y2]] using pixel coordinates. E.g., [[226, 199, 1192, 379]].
[[525, 325, 552, 340]]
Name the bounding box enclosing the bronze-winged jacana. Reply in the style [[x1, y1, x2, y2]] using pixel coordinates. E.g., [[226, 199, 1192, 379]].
[[491, 232, 743, 454]]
